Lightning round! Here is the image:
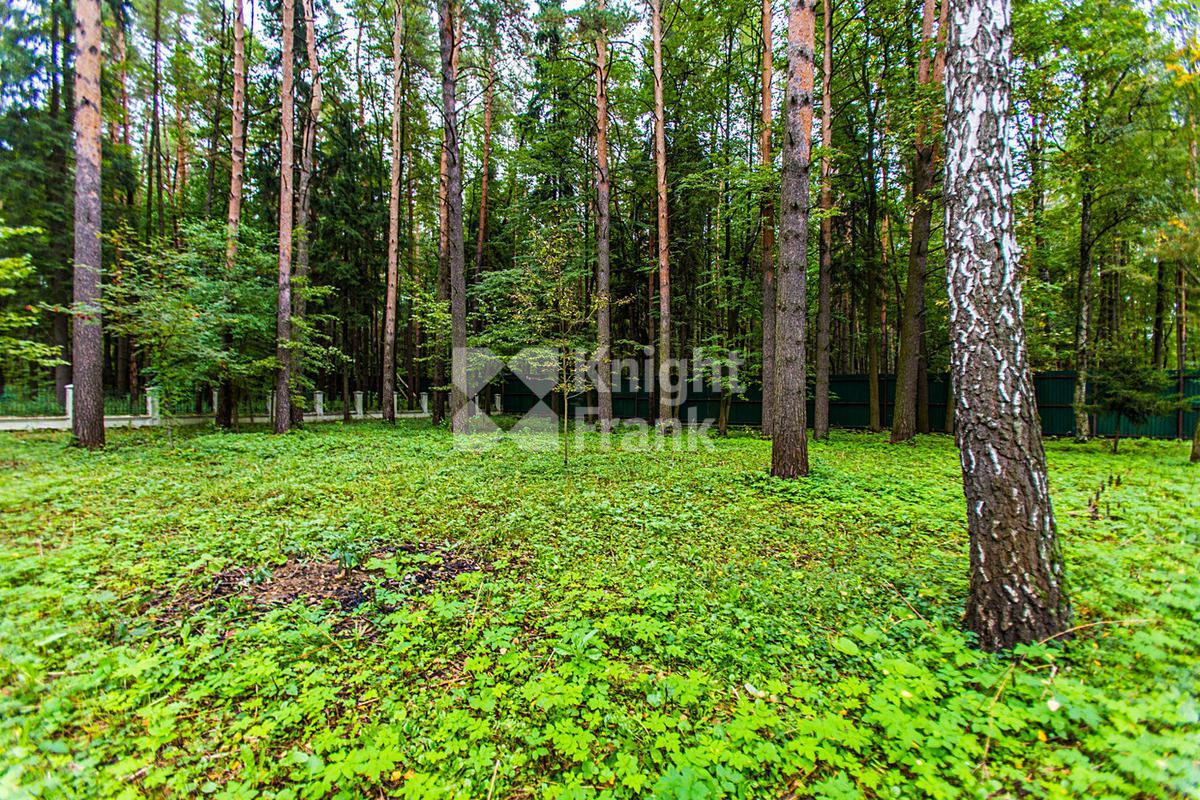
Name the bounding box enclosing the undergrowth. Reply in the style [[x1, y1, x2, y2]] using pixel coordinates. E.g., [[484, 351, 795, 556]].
[[0, 423, 1196, 798]]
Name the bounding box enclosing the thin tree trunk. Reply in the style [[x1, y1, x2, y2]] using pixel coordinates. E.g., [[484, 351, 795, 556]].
[[274, 0, 296, 434], [760, 0, 776, 438], [1152, 260, 1166, 368], [204, 4, 229, 217], [440, 0, 468, 433], [382, 0, 404, 423], [72, 0, 104, 448], [595, 0, 614, 433], [651, 0, 672, 431], [146, 0, 163, 241], [475, 48, 494, 288], [771, 0, 815, 478], [1178, 262, 1187, 440], [290, 0, 322, 426], [944, 0, 1070, 649], [1073, 157, 1093, 442], [49, 6, 73, 404], [217, 0, 246, 430], [814, 0, 833, 439], [891, 0, 947, 443]]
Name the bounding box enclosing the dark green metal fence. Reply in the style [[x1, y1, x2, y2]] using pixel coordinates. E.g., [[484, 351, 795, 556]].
[[497, 371, 1200, 439]]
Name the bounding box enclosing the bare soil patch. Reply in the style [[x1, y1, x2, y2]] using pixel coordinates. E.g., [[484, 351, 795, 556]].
[[154, 543, 481, 619]]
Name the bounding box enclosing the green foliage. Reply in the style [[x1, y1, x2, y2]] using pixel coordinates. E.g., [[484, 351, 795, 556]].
[[1088, 342, 1186, 450], [104, 221, 279, 416], [0, 426, 1196, 797], [0, 225, 60, 368]]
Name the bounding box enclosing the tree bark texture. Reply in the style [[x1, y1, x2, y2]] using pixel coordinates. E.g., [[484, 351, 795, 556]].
[[651, 0, 673, 431], [760, 0, 776, 438], [891, 0, 947, 443], [771, 0, 816, 479], [595, 0, 614, 433], [943, 0, 1071, 650], [382, 0, 404, 423], [274, 0, 296, 434], [440, 0, 468, 434], [814, 0, 833, 439], [72, 0, 104, 448], [217, 0, 246, 430]]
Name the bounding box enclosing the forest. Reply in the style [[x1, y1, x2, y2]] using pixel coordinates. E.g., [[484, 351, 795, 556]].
[[0, 0, 1199, 794]]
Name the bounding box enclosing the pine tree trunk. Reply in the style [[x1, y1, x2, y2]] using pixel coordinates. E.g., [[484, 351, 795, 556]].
[[217, 0, 246, 430], [146, 0, 162, 241], [204, 4, 228, 218], [440, 0, 468, 434], [274, 0, 296, 434], [651, 0, 673, 432], [1072, 137, 1094, 442], [771, 0, 815, 479], [891, 0, 947, 443], [475, 48, 494, 289], [595, 0, 614, 433], [382, 0, 404, 423], [72, 0, 105, 448], [760, 0, 776, 438], [944, 0, 1070, 649], [813, 0, 833, 440], [291, 0, 322, 426], [1178, 261, 1187, 440]]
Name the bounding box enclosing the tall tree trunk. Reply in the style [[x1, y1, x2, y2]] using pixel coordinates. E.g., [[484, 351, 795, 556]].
[[204, 3, 229, 217], [760, 0, 776, 438], [651, 0, 672, 431], [290, 0, 322, 426], [146, 0, 162, 241], [1072, 152, 1093, 442], [274, 0, 296, 434], [891, 0, 947, 443], [72, 0, 104, 448], [813, 0, 833, 439], [1152, 259, 1166, 368], [49, 6, 73, 405], [771, 0, 815, 479], [1178, 262, 1187, 441], [440, 0, 468, 433], [944, 0, 1070, 649], [382, 0, 404, 423], [475, 48, 494, 288], [595, 0, 614, 433], [217, 0, 246, 430], [434, 138, 449, 424]]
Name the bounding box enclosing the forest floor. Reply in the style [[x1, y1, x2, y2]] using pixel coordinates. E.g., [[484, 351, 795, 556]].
[[0, 422, 1196, 798]]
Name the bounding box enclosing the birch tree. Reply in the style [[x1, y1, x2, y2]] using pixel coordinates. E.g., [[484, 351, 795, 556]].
[[943, 0, 1071, 649]]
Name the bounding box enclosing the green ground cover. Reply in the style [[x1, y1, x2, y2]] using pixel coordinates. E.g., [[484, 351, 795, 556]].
[[0, 423, 1196, 798]]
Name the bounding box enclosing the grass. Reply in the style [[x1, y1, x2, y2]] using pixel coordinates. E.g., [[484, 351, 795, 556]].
[[0, 422, 1196, 798]]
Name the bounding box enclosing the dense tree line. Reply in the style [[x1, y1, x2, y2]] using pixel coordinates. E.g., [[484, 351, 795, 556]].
[[0, 0, 1198, 646]]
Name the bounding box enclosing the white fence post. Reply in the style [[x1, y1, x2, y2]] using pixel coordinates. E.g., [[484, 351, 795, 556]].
[[212, 388, 219, 417], [393, 392, 400, 416], [65, 384, 74, 425], [268, 390, 275, 425], [314, 391, 324, 416], [147, 387, 161, 422], [353, 391, 364, 419], [494, 393, 502, 413], [419, 392, 429, 414]]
